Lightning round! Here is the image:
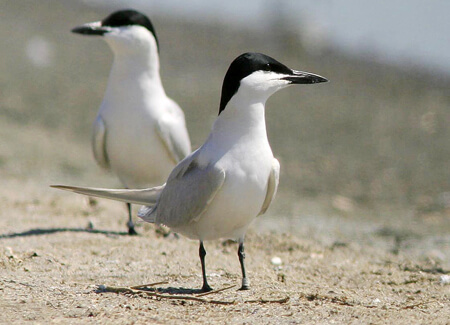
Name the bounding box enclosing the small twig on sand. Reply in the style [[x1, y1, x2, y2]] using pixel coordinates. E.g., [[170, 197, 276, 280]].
[[98, 285, 290, 305], [98, 285, 235, 305], [244, 297, 290, 304], [401, 300, 438, 310], [196, 284, 236, 297], [130, 281, 169, 289]]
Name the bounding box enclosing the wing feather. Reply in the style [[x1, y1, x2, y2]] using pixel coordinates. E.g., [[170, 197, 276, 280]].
[[155, 106, 191, 164], [258, 158, 280, 216], [92, 115, 110, 170]]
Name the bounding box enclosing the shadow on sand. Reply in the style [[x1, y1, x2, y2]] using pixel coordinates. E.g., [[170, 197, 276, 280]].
[[142, 287, 203, 295], [96, 285, 204, 295], [0, 227, 128, 239]]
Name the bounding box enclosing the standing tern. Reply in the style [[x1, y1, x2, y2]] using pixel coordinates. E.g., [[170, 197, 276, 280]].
[[53, 52, 327, 291], [72, 10, 191, 234]]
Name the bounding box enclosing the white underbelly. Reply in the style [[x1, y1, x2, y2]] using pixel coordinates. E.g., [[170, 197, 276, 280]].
[[104, 119, 176, 188]]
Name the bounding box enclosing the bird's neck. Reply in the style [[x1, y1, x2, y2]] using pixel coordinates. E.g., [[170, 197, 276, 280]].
[[108, 50, 163, 89], [211, 97, 269, 144]]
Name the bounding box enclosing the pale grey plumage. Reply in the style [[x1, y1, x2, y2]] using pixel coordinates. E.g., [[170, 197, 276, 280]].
[[155, 113, 191, 164], [138, 149, 226, 228]]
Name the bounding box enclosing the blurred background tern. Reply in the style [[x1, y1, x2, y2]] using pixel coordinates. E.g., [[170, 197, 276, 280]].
[[71, 9, 191, 234]]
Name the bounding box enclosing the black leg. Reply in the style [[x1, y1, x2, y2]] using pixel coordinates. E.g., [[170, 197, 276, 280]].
[[199, 241, 212, 292], [238, 241, 250, 290], [126, 203, 138, 235]]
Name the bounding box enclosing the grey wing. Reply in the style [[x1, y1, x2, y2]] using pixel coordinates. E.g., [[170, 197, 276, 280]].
[[92, 115, 110, 170], [155, 104, 191, 164], [140, 151, 225, 228], [258, 158, 280, 216]]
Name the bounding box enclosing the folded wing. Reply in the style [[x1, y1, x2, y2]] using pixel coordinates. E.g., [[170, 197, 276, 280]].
[[138, 151, 226, 228], [257, 158, 280, 216], [92, 115, 110, 170]]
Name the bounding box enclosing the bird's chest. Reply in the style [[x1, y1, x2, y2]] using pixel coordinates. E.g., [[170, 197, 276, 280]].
[[217, 140, 273, 208], [100, 90, 161, 143], [190, 142, 273, 240]]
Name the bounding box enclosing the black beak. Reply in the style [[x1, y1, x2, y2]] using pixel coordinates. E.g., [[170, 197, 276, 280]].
[[71, 22, 109, 36], [283, 70, 328, 84]]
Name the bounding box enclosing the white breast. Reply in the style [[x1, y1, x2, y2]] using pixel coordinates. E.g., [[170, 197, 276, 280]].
[[177, 133, 274, 241]]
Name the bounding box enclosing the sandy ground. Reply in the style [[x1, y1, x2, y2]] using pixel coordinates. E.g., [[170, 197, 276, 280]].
[[0, 179, 449, 324]]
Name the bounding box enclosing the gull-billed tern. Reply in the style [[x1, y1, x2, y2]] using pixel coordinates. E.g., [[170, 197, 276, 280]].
[[72, 10, 191, 234], [53, 52, 327, 291]]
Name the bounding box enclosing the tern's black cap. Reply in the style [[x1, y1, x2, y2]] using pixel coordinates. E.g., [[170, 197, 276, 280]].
[[219, 53, 293, 114], [72, 9, 159, 49], [102, 9, 159, 48], [218, 52, 328, 115]]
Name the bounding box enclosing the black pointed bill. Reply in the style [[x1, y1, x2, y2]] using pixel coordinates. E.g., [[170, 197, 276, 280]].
[[71, 22, 111, 36], [282, 70, 328, 84]]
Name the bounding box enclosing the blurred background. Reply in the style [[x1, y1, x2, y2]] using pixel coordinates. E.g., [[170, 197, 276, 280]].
[[0, 0, 448, 262]]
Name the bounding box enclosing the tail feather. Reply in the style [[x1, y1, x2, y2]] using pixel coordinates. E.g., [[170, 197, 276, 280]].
[[51, 184, 165, 205]]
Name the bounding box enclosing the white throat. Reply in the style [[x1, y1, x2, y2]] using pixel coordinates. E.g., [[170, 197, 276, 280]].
[[212, 93, 268, 145], [104, 25, 161, 82], [109, 46, 160, 81], [103, 38, 165, 101]]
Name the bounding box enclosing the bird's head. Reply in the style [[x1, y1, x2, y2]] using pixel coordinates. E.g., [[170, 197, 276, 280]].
[[219, 52, 328, 114], [72, 9, 159, 56]]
